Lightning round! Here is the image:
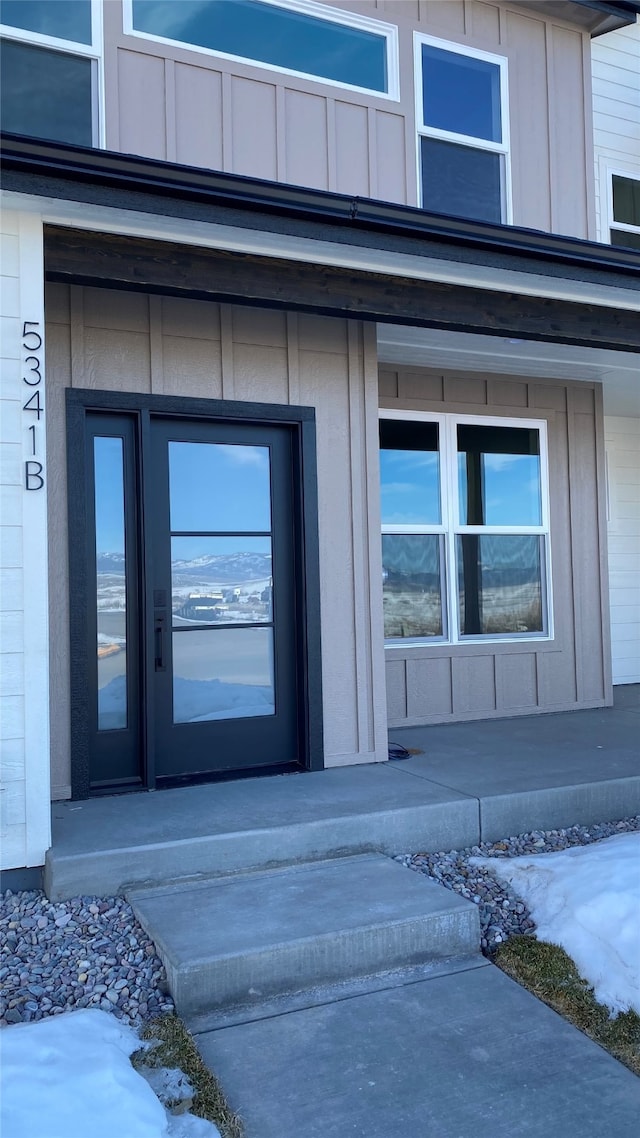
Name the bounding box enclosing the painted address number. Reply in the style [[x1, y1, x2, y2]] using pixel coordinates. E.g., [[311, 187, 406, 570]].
[[22, 321, 44, 490]]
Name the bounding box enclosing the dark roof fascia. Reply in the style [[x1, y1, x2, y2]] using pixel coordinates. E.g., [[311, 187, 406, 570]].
[[573, 0, 640, 34], [2, 133, 639, 291]]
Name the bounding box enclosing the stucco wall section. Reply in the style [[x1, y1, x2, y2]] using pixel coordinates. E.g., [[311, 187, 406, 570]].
[[0, 212, 50, 870], [379, 366, 610, 727], [605, 416, 640, 684], [45, 285, 387, 799]]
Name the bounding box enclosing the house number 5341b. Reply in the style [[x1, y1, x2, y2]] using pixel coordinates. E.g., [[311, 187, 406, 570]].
[[22, 321, 45, 491]]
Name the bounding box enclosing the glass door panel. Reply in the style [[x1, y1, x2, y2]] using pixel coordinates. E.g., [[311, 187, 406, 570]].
[[171, 536, 272, 625], [172, 627, 275, 723], [151, 418, 299, 780], [94, 436, 128, 731]]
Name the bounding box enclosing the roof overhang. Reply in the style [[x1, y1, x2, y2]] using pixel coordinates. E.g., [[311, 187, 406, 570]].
[[2, 134, 639, 355], [515, 1, 639, 35]]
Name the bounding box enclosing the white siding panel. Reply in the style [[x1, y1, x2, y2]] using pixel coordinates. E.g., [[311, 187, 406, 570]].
[[591, 23, 640, 241], [0, 211, 51, 870], [605, 416, 640, 685]]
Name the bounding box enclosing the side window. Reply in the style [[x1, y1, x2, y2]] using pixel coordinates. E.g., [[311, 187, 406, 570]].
[[415, 34, 510, 225], [0, 0, 99, 147], [610, 174, 640, 251], [380, 414, 551, 645]]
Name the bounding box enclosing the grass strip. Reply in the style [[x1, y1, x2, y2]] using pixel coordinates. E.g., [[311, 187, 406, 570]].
[[495, 936, 640, 1077], [134, 1013, 244, 1138]]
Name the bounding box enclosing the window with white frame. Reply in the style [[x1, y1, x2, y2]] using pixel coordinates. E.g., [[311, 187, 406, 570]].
[[0, 0, 101, 146], [415, 34, 510, 224], [126, 0, 399, 100], [380, 413, 551, 644], [609, 173, 640, 251]]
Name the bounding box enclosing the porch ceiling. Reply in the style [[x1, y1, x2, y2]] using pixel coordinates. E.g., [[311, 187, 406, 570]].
[[378, 324, 640, 417]]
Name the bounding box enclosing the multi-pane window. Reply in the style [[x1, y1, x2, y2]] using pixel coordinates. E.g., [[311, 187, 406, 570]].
[[609, 174, 640, 252], [380, 413, 551, 644], [126, 0, 399, 98], [0, 0, 100, 146], [415, 34, 510, 224]]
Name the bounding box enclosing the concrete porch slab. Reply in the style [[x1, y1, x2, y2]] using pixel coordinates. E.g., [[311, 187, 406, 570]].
[[194, 961, 640, 1138], [45, 764, 478, 899], [392, 690, 640, 841], [128, 854, 479, 1017]]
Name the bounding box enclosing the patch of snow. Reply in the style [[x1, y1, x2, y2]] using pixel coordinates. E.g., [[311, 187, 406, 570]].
[[473, 832, 640, 1016], [0, 1009, 220, 1138]]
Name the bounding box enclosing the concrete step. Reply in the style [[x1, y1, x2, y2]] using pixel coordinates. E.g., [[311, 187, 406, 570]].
[[128, 854, 480, 1018], [44, 765, 478, 900]]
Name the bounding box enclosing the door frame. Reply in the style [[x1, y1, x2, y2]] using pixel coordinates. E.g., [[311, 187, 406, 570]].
[[66, 388, 324, 798]]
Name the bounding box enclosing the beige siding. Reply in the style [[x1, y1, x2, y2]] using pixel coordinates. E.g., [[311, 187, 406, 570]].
[[104, 0, 594, 235], [380, 366, 610, 727], [45, 285, 387, 799], [605, 417, 640, 684]]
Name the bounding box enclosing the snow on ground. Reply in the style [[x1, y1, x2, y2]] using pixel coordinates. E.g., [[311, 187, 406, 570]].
[[0, 1009, 220, 1138], [473, 832, 640, 1016]]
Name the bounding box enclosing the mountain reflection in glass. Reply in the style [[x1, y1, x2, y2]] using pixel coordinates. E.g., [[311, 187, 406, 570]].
[[457, 534, 543, 636], [382, 535, 443, 639], [171, 537, 272, 625], [173, 627, 275, 723], [457, 425, 541, 526], [94, 437, 127, 731], [168, 442, 271, 532], [379, 419, 440, 526]]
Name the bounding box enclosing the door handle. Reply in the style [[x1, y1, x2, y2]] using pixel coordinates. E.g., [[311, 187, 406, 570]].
[[154, 613, 166, 671]]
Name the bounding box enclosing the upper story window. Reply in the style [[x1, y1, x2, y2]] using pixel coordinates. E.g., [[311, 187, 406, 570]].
[[126, 0, 399, 99], [415, 34, 511, 225], [380, 413, 551, 645], [610, 174, 640, 251], [0, 0, 101, 146]]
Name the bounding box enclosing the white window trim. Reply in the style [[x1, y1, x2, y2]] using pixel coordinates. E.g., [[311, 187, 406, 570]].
[[413, 32, 512, 225], [0, 1, 105, 148], [380, 409, 553, 648], [122, 0, 400, 102], [603, 162, 640, 245]]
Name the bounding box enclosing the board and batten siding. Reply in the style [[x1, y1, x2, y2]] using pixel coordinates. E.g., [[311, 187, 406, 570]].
[[379, 366, 611, 727], [103, 0, 594, 237], [44, 283, 388, 800], [605, 417, 640, 685], [591, 22, 640, 242], [0, 212, 51, 870]]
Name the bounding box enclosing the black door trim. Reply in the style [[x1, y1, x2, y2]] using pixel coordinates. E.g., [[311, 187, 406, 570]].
[[66, 388, 324, 798]]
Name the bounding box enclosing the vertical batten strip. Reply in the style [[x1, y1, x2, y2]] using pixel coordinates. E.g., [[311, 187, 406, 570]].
[[164, 59, 177, 164], [149, 296, 164, 395], [220, 305, 235, 399], [285, 312, 300, 405], [69, 287, 85, 389], [347, 321, 368, 754]]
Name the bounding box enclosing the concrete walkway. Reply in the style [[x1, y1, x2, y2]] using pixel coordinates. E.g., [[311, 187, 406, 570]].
[[194, 958, 640, 1137]]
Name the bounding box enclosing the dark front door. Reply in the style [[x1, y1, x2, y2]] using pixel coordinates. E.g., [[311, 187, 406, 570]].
[[72, 394, 320, 795]]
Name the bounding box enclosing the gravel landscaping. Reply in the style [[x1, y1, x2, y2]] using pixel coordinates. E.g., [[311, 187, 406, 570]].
[[2, 815, 639, 1028], [0, 894, 175, 1027], [400, 815, 640, 954]]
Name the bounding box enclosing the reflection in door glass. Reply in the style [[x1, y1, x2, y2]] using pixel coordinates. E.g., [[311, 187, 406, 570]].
[[169, 442, 271, 532], [94, 437, 127, 730], [171, 536, 272, 625], [172, 628, 275, 723]]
